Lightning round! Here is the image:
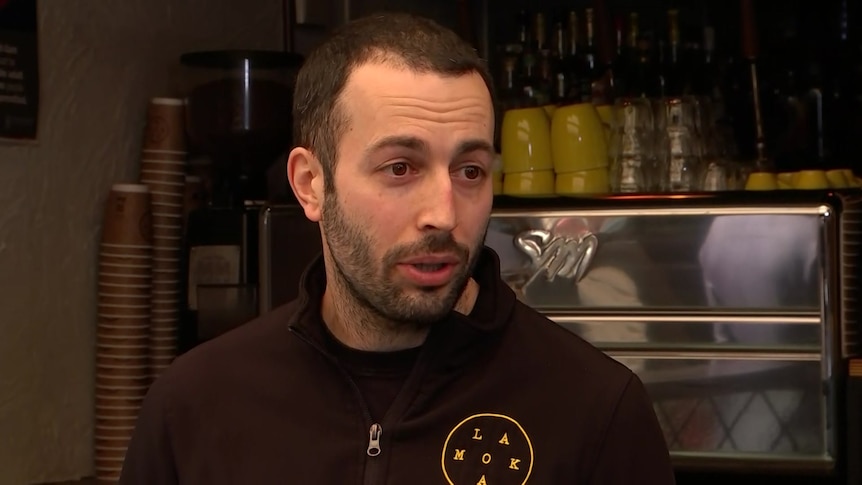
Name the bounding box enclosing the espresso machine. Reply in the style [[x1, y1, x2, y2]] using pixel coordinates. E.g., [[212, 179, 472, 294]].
[[177, 49, 305, 352], [175, 0, 357, 352]]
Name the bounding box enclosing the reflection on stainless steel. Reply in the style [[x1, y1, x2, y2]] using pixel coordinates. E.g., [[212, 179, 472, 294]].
[[488, 210, 826, 311], [613, 357, 826, 458], [485, 192, 862, 470], [698, 215, 820, 311], [514, 229, 597, 288], [550, 314, 822, 351]]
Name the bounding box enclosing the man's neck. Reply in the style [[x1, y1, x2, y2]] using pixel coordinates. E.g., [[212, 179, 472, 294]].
[[320, 279, 480, 352]]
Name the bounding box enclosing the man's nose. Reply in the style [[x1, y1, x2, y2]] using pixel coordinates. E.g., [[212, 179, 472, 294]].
[[416, 170, 457, 232]]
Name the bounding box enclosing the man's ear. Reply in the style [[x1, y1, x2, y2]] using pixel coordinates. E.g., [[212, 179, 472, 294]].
[[287, 147, 324, 222]]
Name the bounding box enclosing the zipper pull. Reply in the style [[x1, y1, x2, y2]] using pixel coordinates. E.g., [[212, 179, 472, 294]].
[[367, 423, 382, 457]]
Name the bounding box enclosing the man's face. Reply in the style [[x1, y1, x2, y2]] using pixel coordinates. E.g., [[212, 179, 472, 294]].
[[320, 61, 495, 325]]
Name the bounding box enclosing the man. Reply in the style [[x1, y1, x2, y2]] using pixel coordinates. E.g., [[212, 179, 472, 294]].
[[120, 12, 675, 484]]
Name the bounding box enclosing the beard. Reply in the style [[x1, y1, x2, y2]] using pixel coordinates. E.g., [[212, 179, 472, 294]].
[[321, 190, 486, 328]]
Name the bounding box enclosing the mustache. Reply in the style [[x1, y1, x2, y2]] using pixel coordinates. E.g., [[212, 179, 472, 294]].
[[384, 231, 469, 264]]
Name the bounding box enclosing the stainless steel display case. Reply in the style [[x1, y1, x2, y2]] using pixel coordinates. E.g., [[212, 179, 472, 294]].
[[485, 191, 862, 475]]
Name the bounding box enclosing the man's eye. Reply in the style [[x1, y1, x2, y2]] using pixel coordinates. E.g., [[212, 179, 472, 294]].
[[456, 165, 484, 180], [389, 162, 409, 176], [462, 166, 482, 180]]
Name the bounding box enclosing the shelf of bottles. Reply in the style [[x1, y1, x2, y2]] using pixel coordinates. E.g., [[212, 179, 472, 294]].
[[489, 0, 862, 197]]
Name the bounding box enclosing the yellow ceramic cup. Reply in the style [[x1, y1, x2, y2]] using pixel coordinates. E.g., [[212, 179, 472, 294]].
[[841, 169, 859, 187], [795, 170, 829, 190], [777, 172, 795, 185], [492, 170, 503, 195], [776, 172, 795, 190], [503, 170, 555, 197], [556, 168, 610, 195], [826, 169, 849, 188], [550, 102, 608, 173], [745, 172, 778, 191], [500, 107, 553, 174]]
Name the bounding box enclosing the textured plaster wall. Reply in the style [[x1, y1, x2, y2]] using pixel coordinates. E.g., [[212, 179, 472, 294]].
[[0, 1, 281, 483]]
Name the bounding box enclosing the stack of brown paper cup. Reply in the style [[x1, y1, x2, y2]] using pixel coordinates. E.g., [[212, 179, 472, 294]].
[[95, 183, 152, 483], [139, 97, 187, 382]]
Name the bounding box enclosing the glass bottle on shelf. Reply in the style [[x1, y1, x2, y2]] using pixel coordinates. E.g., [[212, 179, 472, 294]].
[[581, 8, 612, 105], [609, 15, 625, 98], [613, 12, 637, 98], [563, 10, 584, 103], [499, 51, 524, 110], [663, 9, 684, 97], [580, 8, 599, 103], [631, 37, 662, 98], [531, 12, 551, 106], [550, 19, 571, 105]]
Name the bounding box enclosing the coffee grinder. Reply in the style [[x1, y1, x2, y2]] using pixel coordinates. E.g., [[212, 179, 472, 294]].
[[178, 49, 304, 351]]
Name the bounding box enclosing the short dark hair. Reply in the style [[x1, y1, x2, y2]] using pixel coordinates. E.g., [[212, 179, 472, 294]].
[[292, 12, 496, 186]]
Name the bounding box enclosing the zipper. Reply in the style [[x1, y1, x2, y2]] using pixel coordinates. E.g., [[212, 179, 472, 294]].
[[289, 327, 385, 484], [367, 423, 383, 456]]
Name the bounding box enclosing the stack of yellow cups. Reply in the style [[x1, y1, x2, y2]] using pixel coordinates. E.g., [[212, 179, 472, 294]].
[[500, 106, 555, 197], [550, 102, 610, 196]]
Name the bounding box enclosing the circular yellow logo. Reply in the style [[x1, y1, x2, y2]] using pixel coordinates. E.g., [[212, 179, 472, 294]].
[[441, 413, 534, 485]]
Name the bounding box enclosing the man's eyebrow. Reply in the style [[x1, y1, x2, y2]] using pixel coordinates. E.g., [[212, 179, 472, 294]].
[[454, 139, 495, 157], [365, 135, 429, 155], [363, 136, 494, 160]]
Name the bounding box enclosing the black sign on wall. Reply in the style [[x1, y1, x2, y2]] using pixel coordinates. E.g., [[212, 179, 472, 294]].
[[0, 0, 38, 140]]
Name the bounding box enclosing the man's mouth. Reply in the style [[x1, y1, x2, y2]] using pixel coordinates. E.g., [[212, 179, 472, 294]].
[[398, 254, 461, 286], [412, 262, 448, 272], [402, 254, 459, 268]]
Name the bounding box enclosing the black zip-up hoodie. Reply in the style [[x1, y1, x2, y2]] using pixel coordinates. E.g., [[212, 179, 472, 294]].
[[120, 248, 675, 484]]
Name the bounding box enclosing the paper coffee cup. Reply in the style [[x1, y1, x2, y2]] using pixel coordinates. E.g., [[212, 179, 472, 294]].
[[101, 184, 152, 246], [142, 97, 187, 152]]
